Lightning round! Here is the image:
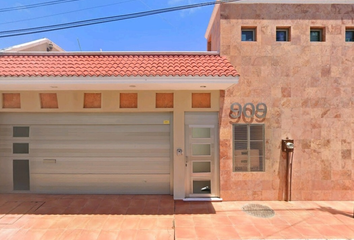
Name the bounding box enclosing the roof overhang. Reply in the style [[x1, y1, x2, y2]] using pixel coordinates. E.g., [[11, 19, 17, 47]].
[[0, 76, 239, 91]]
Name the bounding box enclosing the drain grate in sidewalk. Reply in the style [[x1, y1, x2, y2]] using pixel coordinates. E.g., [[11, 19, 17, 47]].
[[242, 204, 275, 218]]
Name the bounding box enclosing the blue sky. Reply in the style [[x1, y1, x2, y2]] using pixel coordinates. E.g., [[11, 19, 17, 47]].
[[0, 0, 215, 51]]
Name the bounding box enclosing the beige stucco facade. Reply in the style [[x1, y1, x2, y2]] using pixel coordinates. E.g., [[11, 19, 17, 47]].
[[0, 90, 220, 199], [0, 91, 220, 113], [206, 3, 354, 200]]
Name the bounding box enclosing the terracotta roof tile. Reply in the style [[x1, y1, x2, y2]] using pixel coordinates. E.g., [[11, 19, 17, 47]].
[[0, 53, 239, 77]]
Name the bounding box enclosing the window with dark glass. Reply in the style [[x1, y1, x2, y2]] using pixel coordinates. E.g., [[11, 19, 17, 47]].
[[13, 160, 30, 190], [310, 28, 324, 42], [13, 143, 29, 154], [276, 28, 290, 42], [233, 124, 265, 172], [13, 126, 30, 138], [345, 28, 354, 42], [241, 28, 256, 41]]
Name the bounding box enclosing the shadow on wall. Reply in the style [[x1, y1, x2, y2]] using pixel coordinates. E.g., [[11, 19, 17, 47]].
[[277, 150, 287, 201]]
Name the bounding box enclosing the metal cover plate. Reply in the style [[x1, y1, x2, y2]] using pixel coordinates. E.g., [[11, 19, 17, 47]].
[[242, 204, 275, 218]]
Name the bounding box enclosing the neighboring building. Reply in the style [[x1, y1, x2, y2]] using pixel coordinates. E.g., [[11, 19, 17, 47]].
[[205, 0, 354, 200], [0, 39, 239, 200], [1, 38, 64, 52]]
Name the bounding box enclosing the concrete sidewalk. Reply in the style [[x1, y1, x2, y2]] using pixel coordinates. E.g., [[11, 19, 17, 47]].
[[0, 194, 353, 239]]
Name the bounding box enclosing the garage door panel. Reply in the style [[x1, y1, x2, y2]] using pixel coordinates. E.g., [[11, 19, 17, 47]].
[[0, 145, 12, 156], [29, 148, 170, 158], [31, 134, 170, 142], [0, 126, 12, 137], [0, 113, 172, 194], [0, 158, 12, 169], [29, 138, 170, 150], [31, 157, 170, 174], [0, 159, 12, 192], [0, 142, 30, 157], [1, 140, 170, 157], [0, 176, 12, 192], [30, 125, 170, 140], [31, 174, 170, 194], [0, 113, 171, 125], [0, 125, 170, 139]]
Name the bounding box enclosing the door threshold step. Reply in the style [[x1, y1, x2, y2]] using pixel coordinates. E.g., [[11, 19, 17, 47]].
[[183, 198, 223, 202]]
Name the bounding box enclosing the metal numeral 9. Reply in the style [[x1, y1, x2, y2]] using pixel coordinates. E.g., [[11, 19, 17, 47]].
[[255, 103, 267, 118], [230, 102, 267, 119], [230, 102, 242, 118]]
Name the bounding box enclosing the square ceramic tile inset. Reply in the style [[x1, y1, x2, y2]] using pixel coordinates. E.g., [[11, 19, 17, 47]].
[[156, 93, 174, 108], [40, 93, 58, 109], [2, 93, 21, 108], [120, 93, 138, 108], [192, 93, 211, 108], [84, 93, 101, 108]]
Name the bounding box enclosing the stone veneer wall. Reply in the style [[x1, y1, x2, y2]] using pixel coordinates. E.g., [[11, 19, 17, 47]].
[[216, 3, 354, 200], [208, 6, 221, 51]]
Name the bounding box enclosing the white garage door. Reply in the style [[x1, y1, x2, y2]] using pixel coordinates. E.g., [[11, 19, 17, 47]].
[[0, 113, 172, 194]]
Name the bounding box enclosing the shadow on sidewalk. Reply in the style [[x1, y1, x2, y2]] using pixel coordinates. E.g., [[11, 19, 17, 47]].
[[0, 194, 216, 218]]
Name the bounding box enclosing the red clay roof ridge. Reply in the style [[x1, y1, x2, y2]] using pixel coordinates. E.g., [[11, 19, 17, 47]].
[[0, 51, 220, 56]]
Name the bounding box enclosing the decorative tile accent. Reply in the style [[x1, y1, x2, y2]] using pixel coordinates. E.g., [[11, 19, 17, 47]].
[[120, 93, 137, 108], [84, 93, 101, 108], [40, 93, 58, 109], [156, 93, 174, 108], [2, 93, 21, 108], [192, 93, 211, 108]]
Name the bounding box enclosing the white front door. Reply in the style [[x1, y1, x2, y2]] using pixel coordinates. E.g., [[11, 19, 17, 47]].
[[185, 112, 219, 198]]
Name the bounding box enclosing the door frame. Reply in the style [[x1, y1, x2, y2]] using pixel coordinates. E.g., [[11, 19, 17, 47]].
[[184, 112, 219, 198]]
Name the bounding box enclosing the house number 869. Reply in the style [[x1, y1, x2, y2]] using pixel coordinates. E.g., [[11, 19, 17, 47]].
[[230, 102, 267, 119]]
